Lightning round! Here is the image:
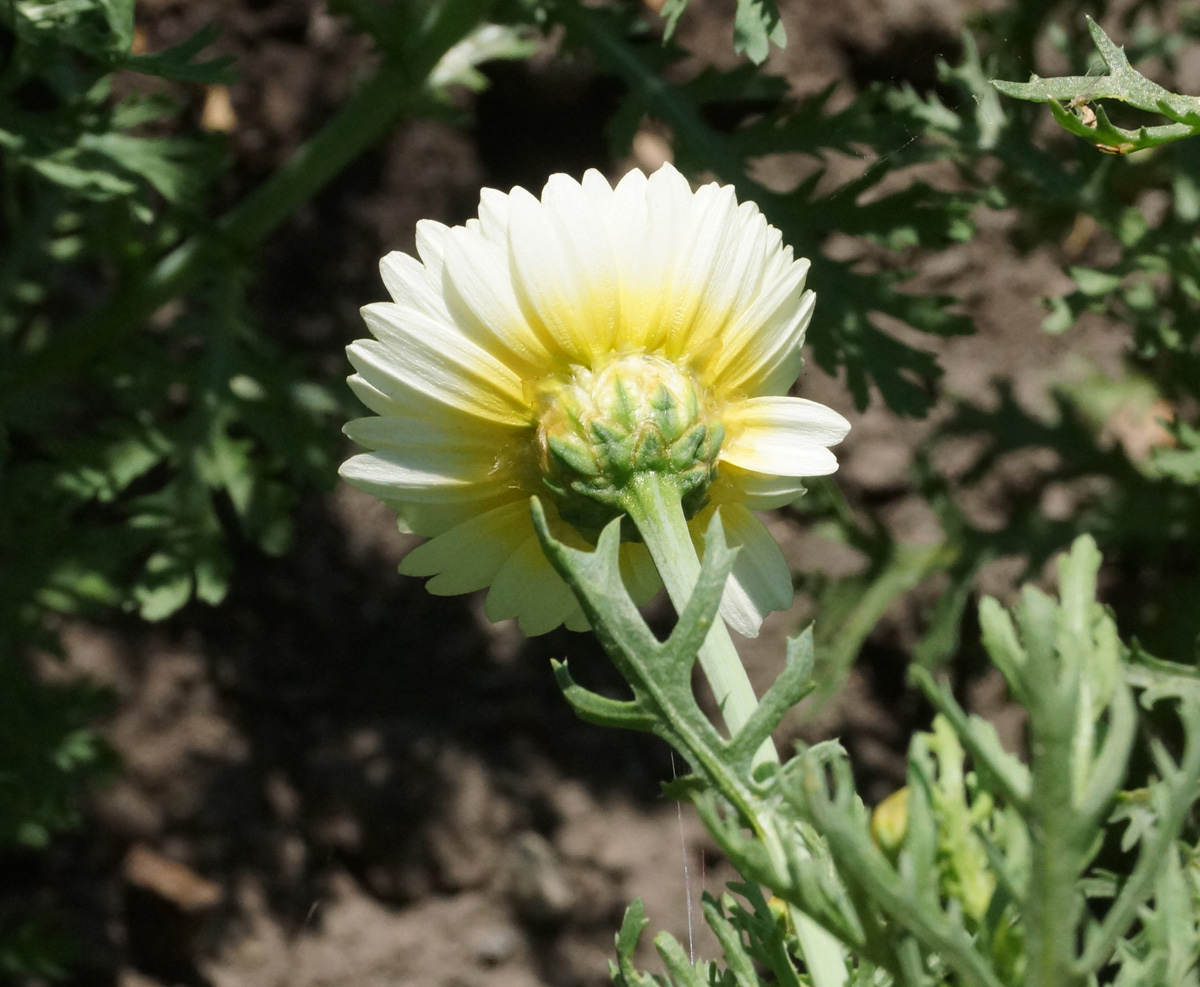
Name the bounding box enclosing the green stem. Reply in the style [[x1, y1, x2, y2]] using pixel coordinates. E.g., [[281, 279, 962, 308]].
[[619, 472, 769, 753], [1025, 708, 1086, 987], [620, 473, 848, 987]]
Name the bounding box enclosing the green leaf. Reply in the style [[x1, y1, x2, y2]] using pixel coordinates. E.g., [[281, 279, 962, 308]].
[[123, 24, 237, 83], [96, 0, 133, 52], [1070, 266, 1123, 297], [1153, 422, 1200, 483], [992, 17, 1200, 153], [653, 933, 706, 987], [111, 93, 181, 129], [732, 0, 786, 65], [1041, 296, 1076, 335], [611, 900, 660, 987], [659, 0, 687, 41], [133, 551, 192, 621], [550, 660, 657, 732], [427, 23, 538, 93], [698, 897, 761, 987], [728, 626, 815, 768], [82, 132, 223, 206], [28, 155, 136, 199]]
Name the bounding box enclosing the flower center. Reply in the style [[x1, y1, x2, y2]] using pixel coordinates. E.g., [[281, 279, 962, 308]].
[[533, 353, 725, 534]]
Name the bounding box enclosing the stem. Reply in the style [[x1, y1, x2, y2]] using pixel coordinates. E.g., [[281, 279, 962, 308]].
[[1025, 709, 1086, 987], [619, 472, 770, 753], [620, 473, 848, 987]]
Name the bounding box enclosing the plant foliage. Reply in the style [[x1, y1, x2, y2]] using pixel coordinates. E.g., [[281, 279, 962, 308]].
[[541, 511, 1200, 986], [9, 0, 1200, 981]]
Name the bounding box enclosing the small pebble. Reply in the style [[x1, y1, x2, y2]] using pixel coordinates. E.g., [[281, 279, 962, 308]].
[[473, 924, 520, 966]]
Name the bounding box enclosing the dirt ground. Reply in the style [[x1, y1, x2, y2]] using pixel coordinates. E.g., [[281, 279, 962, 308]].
[[19, 0, 1141, 984]]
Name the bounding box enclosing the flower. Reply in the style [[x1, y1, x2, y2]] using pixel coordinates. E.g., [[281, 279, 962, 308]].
[[340, 163, 850, 637]]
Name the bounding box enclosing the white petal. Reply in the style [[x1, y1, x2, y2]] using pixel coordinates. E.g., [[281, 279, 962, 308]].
[[348, 373, 414, 418], [684, 202, 772, 357], [655, 182, 739, 358], [357, 304, 528, 425], [414, 219, 450, 278], [662, 187, 767, 362], [379, 250, 450, 320], [485, 534, 580, 636], [507, 180, 620, 363], [339, 442, 510, 503], [711, 462, 808, 511], [340, 407, 521, 504], [721, 397, 851, 477], [604, 165, 694, 352], [690, 504, 793, 638], [580, 168, 615, 207], [477, 187, 511, 245], [399, 500, 532, 594], [442, 225, 553, 373], [343, 412, 521, 455], [386, 492, 517, 538], [706, 264, 814, 396]]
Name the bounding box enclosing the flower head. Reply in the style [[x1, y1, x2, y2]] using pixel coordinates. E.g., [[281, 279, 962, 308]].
[[340, 164, 850, 637]]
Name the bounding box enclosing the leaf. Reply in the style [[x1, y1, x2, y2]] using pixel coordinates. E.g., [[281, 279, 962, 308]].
[[551, 660, 657, 732], [82, 132, 223, 206], [1153, 422, 1200, 483], [991, 17, 1200, 153], [427, 23, 538, 93], [111, 93, 181, 129], [1070, 266, 1124, 297], [732, 0, 786, 65], [610, 900, 661, 987], [123, 24, 237, 83], [727, 627, 815, 767], [28, 155, 137, 200], [133, 551, 192, 621], [96, 0, 134, 53]]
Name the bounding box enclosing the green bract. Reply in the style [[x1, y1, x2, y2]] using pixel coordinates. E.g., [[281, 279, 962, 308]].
[[534, 354, 726, 533]]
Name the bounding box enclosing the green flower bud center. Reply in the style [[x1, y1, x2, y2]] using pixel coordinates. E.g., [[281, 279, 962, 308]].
[[533, 353, 724, 534]]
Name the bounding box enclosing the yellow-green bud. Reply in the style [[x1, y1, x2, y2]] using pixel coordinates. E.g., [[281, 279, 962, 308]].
[[870, 787, 910, 858], [533, 354, 724, 533]]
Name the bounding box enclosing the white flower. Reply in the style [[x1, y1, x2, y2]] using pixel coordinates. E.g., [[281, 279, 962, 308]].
[[340, 163, 850, 636]]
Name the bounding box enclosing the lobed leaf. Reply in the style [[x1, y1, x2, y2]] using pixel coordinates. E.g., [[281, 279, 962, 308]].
[[992, 17, 1200, 153]]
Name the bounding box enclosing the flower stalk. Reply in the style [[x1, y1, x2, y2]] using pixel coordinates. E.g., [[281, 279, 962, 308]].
[[617, 476, 850, 987], [618, 472, 774, 763]]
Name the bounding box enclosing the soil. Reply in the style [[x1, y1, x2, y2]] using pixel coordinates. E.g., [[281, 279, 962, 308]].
[[14, 0, 1148, 985]]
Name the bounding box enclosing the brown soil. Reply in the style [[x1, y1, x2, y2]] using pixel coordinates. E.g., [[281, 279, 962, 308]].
[[22, 0, 1139, 985]]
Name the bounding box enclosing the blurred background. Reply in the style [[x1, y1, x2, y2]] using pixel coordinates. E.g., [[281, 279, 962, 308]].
[[3, 0, 1200, 983]]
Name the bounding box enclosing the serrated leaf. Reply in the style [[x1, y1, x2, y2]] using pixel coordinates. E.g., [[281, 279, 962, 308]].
[[123, 24, 237, 83], [83, 132, 222, 206], [29, 155, 136, 199], [992, 17, 1200, 153], [612, 900, 660, 987]]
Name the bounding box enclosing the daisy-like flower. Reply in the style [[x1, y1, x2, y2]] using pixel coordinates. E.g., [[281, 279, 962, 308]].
[[340, 163, 850, 638]]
